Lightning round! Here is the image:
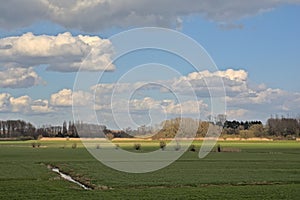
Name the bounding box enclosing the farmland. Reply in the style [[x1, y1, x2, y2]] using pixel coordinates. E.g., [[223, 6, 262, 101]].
[[0, 140, 299, 199]]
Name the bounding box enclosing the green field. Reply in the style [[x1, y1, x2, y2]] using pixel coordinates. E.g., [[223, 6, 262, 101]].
[[0, 140, 299, 199]]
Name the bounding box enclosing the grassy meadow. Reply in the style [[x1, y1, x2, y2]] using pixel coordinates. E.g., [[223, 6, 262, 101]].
[[0, 139, 299, 199]]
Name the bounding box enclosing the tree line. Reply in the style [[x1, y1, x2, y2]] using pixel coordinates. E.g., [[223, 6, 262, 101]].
[[151, 117, 300, 139], [0, 120, 132, 139], [0, 120, 35, 138], [1, 116, 300, 140]]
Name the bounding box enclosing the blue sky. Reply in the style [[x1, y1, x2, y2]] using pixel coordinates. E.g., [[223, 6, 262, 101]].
[[182, 5, 300, 92], [0, 1, 299, 128]]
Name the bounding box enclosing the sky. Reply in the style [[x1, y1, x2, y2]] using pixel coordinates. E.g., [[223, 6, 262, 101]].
[[0, 1, 300, 128]]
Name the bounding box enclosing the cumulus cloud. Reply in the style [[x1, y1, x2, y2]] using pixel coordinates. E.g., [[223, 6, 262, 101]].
[[1, 0, 300, 31], [93, 96, 208, 128], [50, 89, 92, 107], [163, 100, 208, 115], [0, 93, 11, 112], [91, 69, 300, 121], [98, 97, 208, 115], [1, 69, 300, 124], [50, 89, 73, 107], [226, 109, 248, 119], [31, 99, 52, 113], [0, 32, 114, 72], [0, 93, 52, 114], [0, 89, 93, 115], [10, 95, 33, 113], [184, 69, 248, 82], [91, 69, 248, 99], [164, 69, 249, 97], [0, 67, 44, 88], [226, 88, 288, 106]]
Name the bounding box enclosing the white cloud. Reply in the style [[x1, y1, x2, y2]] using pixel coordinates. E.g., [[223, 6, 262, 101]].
[[163, 100, 207, 115], [0, 67, 44, 88], [128, 98, 207, 115], [172, 69, 249, 97], [1, 69, 300, 125], [91, 69, 300, 123], [226, 88, 289, 106], [130, 97, 161, 111], [0, 32, 114, 72], [187, 69, 248, 82], [0, 93, 52, 114], [282, 95, 300, 111], [1, 1, 300, 31], [50, 89, 73, 107], [93, 96, 208, 128], [0, 93, 11, 112], [91, 69, 249, 100], [226, 109, 248, 119], [50, 89, 92, 107], [31, 99, 52, 113], [10, 95, 32, 113], [93, 92, 208, 116]]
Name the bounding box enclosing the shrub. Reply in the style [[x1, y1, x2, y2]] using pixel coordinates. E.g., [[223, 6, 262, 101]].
[[189, 145, 196, 152], [30, 141, 40, 148], [174, 142, 181, 151], [134, 143, 141, 151], [286, 135, 296, 140], [240, 130, 255, 139], [159, 141, 166, 150], [106, 133, 114, 140], [72, 143, 77, 149]]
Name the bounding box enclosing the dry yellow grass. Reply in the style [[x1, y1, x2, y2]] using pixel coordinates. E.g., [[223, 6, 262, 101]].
[[39, 137, 274, 142]]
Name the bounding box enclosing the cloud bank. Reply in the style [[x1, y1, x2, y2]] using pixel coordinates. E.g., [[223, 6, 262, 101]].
[[90, 69, 300, 122], [1, 0, 300, 31], [1, 69, 299, 125]]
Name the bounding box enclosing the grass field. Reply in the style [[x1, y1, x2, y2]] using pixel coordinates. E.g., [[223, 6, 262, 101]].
[[0, 140, 299, 199]]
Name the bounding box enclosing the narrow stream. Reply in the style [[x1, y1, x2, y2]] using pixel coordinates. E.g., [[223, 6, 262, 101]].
[[52, 168, 91, 190]]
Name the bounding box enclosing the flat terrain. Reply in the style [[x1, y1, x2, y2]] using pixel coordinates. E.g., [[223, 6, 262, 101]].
[[0, 140, 299, 199]]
